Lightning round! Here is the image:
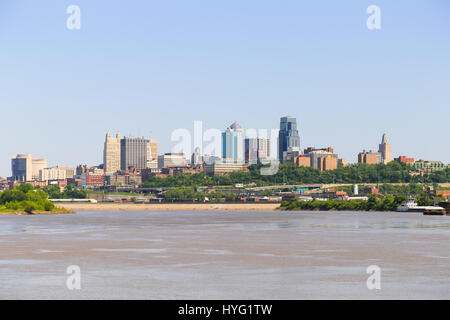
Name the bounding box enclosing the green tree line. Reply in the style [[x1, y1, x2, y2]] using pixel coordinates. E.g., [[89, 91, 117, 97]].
[[280, 191, 437, 211], [164, 187, 237, 202], [42, 184, 87, 199], [141, 162, 450, 188], [279, 194, 407, 212]]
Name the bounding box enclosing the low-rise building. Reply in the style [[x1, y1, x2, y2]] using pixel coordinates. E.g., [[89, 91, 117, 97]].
[[395, 156, 414, 163], [26, 180, 48, 188], [0, 178, 9, 191], [81, 173, 105, 188], [158, 153, 187, 169], [48, 179, 68, 188], [40, 167, 67, 181], [105, 172, 142, 186], [409, 160, 448, 173], [204, 162, 247, 176], [161, 166, 202, 177], [66, 177, 82, 187], [364, 186, 379, 195]]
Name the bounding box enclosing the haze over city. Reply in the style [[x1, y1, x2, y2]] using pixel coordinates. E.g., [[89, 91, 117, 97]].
[[1, 0, 449, 177]]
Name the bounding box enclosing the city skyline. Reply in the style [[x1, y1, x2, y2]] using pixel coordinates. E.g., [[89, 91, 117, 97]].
[[2, 122, 449, 178], [6, 121, 448, 181], [1, 1, 450, 176]]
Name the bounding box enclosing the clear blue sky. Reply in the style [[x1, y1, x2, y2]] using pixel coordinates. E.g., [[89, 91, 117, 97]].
[[0, 0, 449, 177]]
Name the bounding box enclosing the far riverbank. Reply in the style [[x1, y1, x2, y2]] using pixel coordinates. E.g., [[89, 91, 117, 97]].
[[61, 203, 280, 211]]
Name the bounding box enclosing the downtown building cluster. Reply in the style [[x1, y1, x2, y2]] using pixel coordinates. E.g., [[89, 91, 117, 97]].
[[2, 116, 449, 190]]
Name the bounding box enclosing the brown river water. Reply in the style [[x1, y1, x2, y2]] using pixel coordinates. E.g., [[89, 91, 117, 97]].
[[0, 210, 449, 299]]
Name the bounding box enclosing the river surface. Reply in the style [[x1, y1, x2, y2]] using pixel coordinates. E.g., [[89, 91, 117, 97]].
[[0, 210, 449, 299]]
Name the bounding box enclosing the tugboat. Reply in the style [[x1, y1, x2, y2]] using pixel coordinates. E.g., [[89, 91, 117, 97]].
[[396, 198, 419, 212], [396, 197, 444, 214]]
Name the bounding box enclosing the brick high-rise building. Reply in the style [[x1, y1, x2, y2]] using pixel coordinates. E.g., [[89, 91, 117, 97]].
[[358, 150, 381, 165], [306, 149, 338, 171], [317, 156, 337, 171], [295, 155, 311, 167]]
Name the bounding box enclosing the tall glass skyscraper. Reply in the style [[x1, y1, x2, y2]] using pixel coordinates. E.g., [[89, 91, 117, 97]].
[[278, 116, 300, 163], [222, 122, 245, 163]]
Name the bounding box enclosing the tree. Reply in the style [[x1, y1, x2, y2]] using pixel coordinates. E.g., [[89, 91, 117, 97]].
[[416, 192, 434, 206], [17, 183, 34, 193], [43, 185, 63, 199]]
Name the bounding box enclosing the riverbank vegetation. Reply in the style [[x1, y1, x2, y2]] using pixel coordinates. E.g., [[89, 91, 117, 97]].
[[278, 191, 439, 211], [164, 187, 237, 202], [0, 184, 68, 214], [42, 184, 87, 199], [279, 194, 408, 212]]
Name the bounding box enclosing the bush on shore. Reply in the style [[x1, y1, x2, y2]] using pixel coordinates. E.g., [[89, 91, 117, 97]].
[[279, 194, 407, 212], [0, 184, 57, 214]]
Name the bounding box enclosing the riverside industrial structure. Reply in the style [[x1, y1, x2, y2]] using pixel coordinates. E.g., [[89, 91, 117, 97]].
[[3, 116, 449, 194]]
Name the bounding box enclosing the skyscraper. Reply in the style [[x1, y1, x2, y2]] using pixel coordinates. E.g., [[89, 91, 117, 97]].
[[121, 137, 150, 170], [278, 116, 300, 163], [148, 139, 158, 161], [11, 154, 47, 182], [378, 133, 392, 164], [147, 139, 159, 169], [245, 137, 271, 164], [222, 122, 245, 163], [191, 147, 203, 167], [31, 158, 47, 180], [104, 133, 158, 172], [103, 133, 122, 174], [11, 154, 33, 182]]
